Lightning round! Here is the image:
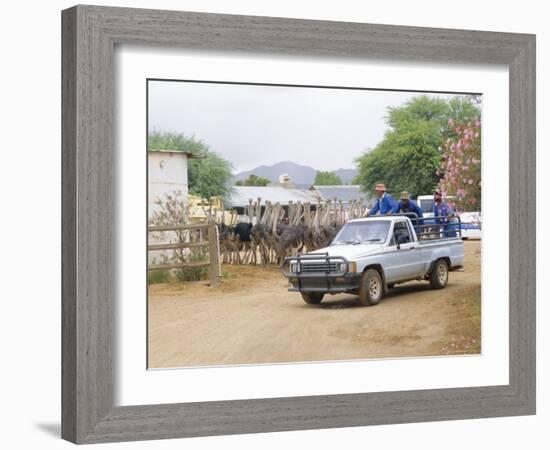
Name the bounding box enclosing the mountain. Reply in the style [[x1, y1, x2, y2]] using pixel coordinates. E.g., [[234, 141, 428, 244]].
[[333, 168, 358, 184], [234, 161, 358, 186], [234, 161, 316, 185]]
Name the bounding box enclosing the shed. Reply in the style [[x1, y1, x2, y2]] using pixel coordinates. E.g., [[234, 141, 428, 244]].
[[148, 149, 200, 219], [227, 186, 318, 215]]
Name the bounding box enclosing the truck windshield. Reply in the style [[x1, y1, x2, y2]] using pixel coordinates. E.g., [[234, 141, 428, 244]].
[[331, 220, 390, 245]]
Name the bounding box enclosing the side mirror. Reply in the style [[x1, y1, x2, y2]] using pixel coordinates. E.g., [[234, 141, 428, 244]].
[[396, 235, 409, 248]]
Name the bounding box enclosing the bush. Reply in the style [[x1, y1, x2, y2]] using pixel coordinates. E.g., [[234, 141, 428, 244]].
[[148, 269, 172, 285], [173, 249, 209, 282], [149, 192, 210, 283]]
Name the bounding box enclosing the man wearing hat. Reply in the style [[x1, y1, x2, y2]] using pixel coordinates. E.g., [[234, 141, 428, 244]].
[[433, 190, 457, 238], [392, 191, 424, 224], [365, 183, 397, 216]]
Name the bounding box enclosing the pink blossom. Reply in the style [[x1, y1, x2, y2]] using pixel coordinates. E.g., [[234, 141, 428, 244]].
[[448, 118, 454, 126]]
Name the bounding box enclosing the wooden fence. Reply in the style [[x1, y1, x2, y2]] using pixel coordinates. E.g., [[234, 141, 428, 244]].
[[147, 221, 221, 287]]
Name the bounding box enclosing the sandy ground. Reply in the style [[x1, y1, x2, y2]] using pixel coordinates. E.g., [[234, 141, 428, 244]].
[[148, 240, 481, 368]]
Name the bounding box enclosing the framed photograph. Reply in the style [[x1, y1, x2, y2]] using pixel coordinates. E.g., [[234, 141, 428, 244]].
[[62, 5, 536, 444]]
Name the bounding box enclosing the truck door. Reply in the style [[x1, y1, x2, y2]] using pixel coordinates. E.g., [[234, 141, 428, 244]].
[[384, 220, 422, 282]]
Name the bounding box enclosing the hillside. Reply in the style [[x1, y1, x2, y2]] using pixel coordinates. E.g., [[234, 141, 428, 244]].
[[234, 161, 357, 185]]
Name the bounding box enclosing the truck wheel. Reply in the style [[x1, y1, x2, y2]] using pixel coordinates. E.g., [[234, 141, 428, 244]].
[[301, 292, 324, 305], [358, 269, 383, 306], [430, 259, 448, 289]]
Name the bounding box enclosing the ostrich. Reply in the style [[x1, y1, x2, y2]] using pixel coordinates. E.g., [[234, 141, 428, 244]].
[[218, 209, 241, 264], [250, 198, 273, 265]]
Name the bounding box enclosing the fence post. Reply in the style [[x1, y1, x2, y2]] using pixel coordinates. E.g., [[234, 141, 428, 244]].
[[208, 220, 221, 287]]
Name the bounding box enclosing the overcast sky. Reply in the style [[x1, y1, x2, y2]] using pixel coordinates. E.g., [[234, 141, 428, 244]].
[[148, 80, 457, 174]]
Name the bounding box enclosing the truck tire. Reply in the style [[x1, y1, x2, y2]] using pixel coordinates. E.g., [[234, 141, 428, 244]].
[[358, 268, 383, 306], [301, 292, 324, 305], [429, 259, 448, 289]]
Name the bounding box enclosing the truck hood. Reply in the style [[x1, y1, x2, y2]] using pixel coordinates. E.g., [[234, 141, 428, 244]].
[[308, 243, 384, 260]]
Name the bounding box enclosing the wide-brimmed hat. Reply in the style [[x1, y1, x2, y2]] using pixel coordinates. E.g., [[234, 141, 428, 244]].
[[375, 183, 386, 191], [400, 191, 410, 200]]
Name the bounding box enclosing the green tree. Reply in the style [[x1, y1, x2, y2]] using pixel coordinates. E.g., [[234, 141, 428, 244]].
[[235, 174, 271, 186], [447, 96, 482, 124], [188, 153, 233, 199], [354, 96, 480, 198], [148, 130, 208, 154], [148, 130, 233, 199], [314, 171, 342, 185]]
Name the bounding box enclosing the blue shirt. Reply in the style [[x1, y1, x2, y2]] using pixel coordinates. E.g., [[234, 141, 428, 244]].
[[369, 193, 397, 215], [433, 201, 453, 223], [392, 199, 424, 218]]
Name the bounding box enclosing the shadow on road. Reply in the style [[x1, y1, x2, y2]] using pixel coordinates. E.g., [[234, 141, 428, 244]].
[[315, 282, 434, 309]]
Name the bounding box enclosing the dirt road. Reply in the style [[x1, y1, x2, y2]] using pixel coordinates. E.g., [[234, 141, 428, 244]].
[[148, 241, 481, 368]]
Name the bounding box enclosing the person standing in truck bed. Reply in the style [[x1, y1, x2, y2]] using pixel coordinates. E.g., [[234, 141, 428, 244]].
[[392, 191, 424, 230], [433, 190, 457, 238], [365, 183, 397, 216]]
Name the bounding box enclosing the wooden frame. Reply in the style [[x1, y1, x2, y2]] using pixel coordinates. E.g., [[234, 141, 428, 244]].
[[62, 5, 536, 444]]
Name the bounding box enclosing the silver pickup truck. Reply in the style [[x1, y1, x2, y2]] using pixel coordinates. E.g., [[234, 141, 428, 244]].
[[281, 215, 464, 306]]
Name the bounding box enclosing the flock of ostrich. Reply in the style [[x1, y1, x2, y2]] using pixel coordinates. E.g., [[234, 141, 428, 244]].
[[216, 198, 368, 265]]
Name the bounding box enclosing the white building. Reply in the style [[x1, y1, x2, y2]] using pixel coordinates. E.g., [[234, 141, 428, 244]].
[[148, 150, 196, 220]]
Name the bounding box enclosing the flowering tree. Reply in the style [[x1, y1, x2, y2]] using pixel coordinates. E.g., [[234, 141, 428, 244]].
[[438, 118, 481, 212]]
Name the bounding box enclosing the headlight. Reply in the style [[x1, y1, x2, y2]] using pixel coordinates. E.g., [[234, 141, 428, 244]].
[[335, 262, 356, 273], [335, 262, 346, 272]]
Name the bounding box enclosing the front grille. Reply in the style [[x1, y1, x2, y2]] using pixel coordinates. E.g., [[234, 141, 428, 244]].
[[300, 262, 341, 273]]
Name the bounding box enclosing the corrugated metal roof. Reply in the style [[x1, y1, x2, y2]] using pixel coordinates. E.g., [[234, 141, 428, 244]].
[[227, 186, 318, 207], [310, 185, 367, 203]]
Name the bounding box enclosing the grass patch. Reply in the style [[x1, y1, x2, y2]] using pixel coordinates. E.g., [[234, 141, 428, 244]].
[[148, 269, 172, 285], [440, 285, 481, 355]]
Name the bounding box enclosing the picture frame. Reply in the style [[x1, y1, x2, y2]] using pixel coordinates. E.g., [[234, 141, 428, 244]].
[[61, 5, 536, 444]]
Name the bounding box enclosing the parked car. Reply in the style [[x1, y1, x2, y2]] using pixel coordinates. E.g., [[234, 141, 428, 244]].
[[417, 194, 436, 217], [458, 211, 482, 240], [281, 215, 464, 306], [416, 194, 456, 221]]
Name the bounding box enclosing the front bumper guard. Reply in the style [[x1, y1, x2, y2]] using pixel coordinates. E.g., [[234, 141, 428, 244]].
[[281, 253, 360, 293]]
